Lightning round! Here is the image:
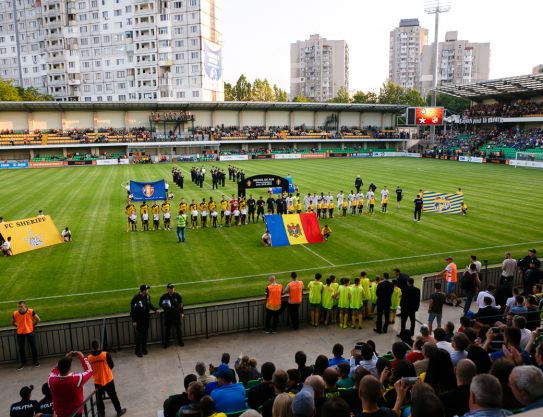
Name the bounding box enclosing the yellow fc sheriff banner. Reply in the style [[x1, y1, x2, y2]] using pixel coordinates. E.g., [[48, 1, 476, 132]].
[[1, 215, 64, 255]]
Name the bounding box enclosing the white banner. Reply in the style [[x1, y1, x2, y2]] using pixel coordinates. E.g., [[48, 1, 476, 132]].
[[274, 153, 302, 160], [458, 156, 483, 163], [509, 160, 543, 168], [219, 154, 249, 161], [95, 158, 130, 166]]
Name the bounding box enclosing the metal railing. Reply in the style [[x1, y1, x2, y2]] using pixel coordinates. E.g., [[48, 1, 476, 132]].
[[69, 389, 98, 417], [421, 264, 525, 301], [0, 296, 308, 364]]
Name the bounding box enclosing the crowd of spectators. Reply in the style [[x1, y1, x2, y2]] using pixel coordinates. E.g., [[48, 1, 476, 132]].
[[463, 101, 543, 119]]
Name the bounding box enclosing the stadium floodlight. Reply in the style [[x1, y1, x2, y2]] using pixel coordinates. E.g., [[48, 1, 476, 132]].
[[424, 0, 451, 146]]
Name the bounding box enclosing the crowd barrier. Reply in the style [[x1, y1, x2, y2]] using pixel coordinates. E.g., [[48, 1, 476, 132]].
[[0, 295, 310, 364]]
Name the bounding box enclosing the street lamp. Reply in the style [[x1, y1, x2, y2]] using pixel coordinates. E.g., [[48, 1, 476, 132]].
[[424, 0, 451, 145]]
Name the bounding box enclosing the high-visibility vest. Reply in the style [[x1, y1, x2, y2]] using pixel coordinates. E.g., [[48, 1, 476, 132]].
[[267, 284, 283, 309], [88, 352, 114, 386], [289, 281, 303, 304], [13, 309, 34, 335], [446, 263, 458, 283]]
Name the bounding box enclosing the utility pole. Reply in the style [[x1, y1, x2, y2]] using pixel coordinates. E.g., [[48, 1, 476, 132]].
[[424, 0, 451, 145]]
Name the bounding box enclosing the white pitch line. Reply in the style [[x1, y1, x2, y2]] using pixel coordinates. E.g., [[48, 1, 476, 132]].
[[1, 239, 542, 305], [301, 244, 335, 266]]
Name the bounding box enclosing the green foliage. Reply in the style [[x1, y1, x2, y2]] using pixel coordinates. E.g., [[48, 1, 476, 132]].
[[225, 74, 288, 102], [328, 86, 350, 103], [427, 93, 471, 114], [352, 90, 378, 104], [292, 95, 312, 102], [0, 79, 53, 101]]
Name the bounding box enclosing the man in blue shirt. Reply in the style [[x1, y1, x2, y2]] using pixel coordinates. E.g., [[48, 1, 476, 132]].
[[483, 327, 531, 365], [210, 369, 247, 413]]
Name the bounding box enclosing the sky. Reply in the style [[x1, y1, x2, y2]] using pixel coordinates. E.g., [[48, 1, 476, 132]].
[[221, 0, 543, 93]]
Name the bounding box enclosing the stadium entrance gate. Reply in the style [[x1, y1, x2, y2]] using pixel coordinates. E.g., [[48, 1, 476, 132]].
[[238, 174, 290, 197]]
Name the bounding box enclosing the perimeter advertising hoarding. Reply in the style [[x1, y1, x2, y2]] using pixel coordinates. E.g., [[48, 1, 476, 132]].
[[0, 161, 29, 169], [219, 155, 249, 161]]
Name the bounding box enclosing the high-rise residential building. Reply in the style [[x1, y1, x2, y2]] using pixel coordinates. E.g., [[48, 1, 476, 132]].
[[0, 0, 223, 102], [389, 19, 428, 91], [532, 64, 543, 75], [421, 31, 490, 96], [290, 34, 349, 102]]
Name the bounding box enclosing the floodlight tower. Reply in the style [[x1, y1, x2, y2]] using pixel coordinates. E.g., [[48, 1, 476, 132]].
[[425, 0, 451, 145]]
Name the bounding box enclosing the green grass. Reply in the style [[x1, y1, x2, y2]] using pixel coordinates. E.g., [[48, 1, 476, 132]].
[[0, 158, 542, 325]]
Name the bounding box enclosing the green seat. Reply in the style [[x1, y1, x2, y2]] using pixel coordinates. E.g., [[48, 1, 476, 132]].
[[245, 379, 261, 389]]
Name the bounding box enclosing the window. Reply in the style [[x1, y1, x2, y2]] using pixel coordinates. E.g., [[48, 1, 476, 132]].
[[160, 14, 168, 21], [80, 38, 89, 46], [190, 51, 199, 59], [174, 1, 183, 8], [83, 85, 91, 92], [94, 60, 101, 67], [80, 26, 87, 33], [125, 5, 131, 12], [92, 12, 98, 19], [84, 97, 92, 102], [118, 82, 126, 89], [190, 38, 197, 47], [116, 59, 124, 65], [175, 40, 184, 48], [119, 95, 126, 101], [158, 27, 168, 35], [102, 11, 108, 18], [176, 91, 185, 98], [174, 14, 183, 21], [189, 0, 198, 6], [68, 62, 75, 68], [192, 90, 199, 97], [190, 25, 197, 33], [114, 9, 121, 16], [191, 64, 198, 73], [78, 2, 86, 9]]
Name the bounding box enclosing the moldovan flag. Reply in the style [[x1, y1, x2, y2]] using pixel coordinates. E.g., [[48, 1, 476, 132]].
[[264, 213, 324, 247], [0, 215, 64, 255]]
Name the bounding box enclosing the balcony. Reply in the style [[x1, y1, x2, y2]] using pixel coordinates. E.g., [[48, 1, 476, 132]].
[[158, 59, 172, 67]]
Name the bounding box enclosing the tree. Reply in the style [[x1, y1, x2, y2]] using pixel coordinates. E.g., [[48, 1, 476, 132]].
[[0, 79, 22, 101], [426, 92, 470, 114], [328, 86, 350, 103], [233, 74, 252, 101], [224, 82, 235, 101], [378, 80, 406, 104], [292, 95, 312, 102], [17, 86, 54, 101], [352, 90, 378, 104], [273, 84, 288, 102], [402, 88, 427, 107], [251, 78, 274, 101]]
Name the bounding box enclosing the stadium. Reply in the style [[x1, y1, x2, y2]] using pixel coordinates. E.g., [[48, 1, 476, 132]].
[[1, 76, 543, 417]]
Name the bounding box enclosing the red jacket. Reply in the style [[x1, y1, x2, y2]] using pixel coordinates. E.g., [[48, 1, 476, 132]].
[[48, 356, 93, 417]]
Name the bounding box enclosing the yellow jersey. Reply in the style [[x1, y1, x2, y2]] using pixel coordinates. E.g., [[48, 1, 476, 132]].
[[199, 202, 207, 211], [152, 204, 160, 214], [179, 202, 188, 211], [161, 203, 170, 213], [209, 201, 217, 211], [139, 205, 148, 215], [220, 200, 228, 210]]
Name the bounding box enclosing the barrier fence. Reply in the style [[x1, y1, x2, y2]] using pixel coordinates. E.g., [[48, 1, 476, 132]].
[[0, 296, 309, 364]]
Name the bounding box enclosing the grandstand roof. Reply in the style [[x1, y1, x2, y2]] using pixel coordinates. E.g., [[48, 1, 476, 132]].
[[0, 101, 407, 113], [437, 73, 543, 101]]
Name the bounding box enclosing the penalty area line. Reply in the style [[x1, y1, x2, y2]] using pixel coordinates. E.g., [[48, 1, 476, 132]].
[[1, 239, 543, 305], [301, 244, 335, 266]]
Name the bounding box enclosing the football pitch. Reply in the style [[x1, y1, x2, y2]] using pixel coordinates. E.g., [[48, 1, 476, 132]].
[[0, 158, 542, 325]]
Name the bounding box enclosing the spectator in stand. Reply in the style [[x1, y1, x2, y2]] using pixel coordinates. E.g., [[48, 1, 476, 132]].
[[261, 369, 291, 417], [477, 285, 500, 309], [210, 368, 247, 413], [406, 337, 425, 363], [419, 325, 436, 344], [450, 333, 470, 366], [434, 328, 454, 354], [509, 365, 543, 411], [495, 279, 513, 315], [399, 278, 420, 336], [339, 366, 369, 414], [337, 362, 354, 389], [210, 353, 237, 383], [524, 295, 541, 330], [313, 355, 329, 377], [37, 383, 53, 417], [501, 252, 517, 283], [463, 374, 512, 417], [462, 328, 492, 374], [48, 351, 93, 417], [461, 264, 480, 315], [390, 342, 408, 368], [439, 359, 477, 417], [178, 381, 205, 416], [286, 369, 303, 393], [483, 327, 531, 365], [196, 361, 216, 386], [199, 396, 226, 417], [322, 367, 340, 398], [247, 362, 276, 409], [322, 397, 350, 417], [474, 297, 501, 326], [424, 348, 456, 395], [517, 249, 541, 295], [358, 375, 396, 417], [163, 374, 197, 417], [271, 392, 293, 417], [489, 359, 523, 411], [9, 385, 38, 417], [294, 351, 313, 382], [87, 340, 127, 417], [328, 343, 348, 366], [235, 355, 261, 386], [383, 360, 416, 409], [353, 343, 378, 377], [291, 386, 315, 417]]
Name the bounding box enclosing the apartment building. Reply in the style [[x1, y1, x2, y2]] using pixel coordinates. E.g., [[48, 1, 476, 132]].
[[0, 0, 223, 101], [389, 19, 428, 91], [421, 31, 490, 96], [290, 34, 349, 102]]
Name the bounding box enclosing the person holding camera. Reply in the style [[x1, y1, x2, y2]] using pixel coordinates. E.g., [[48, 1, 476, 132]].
[[48, 351, 93, 417]]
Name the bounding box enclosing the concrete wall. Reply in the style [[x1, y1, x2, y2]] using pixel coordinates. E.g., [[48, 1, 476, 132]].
[[94, 111, 125, 129], [266, 111, 289, 128], [361, 112, 382, 127], [212, 110, 238, 127], [241, 111, 265, 127], [31, 112, 62, 130], [62, 112, 94, 130], [338, 112, 360, 127], [126, 111, 152, 129], [0, 112, 28, 131], [292, 111, 314, 127]]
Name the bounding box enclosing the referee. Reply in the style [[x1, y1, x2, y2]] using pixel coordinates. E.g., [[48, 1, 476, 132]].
[[159, 284, 185, 348]]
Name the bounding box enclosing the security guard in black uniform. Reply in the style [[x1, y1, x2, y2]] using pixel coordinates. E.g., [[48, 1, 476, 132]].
[[159, 283, 185, 348], [130, 284, 158, 357]]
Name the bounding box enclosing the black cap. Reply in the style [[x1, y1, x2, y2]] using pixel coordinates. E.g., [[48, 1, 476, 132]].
[[139, 284, 150, 292], [166, 283, 175, 289], [20, 385, 33, 398]]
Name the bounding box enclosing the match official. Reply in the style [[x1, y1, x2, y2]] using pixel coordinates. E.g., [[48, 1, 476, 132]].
[[130, 285, 159, 357], [12, 301, 40, 370], [160, 283, 185, 348], [413, 194, 423, 222]]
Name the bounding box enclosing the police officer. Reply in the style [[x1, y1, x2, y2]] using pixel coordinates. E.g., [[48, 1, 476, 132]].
[[247, 194, 256, 223], [159, 283, 185, 348], [130, 284, 158, 357], [9, 385, 38, 417]]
